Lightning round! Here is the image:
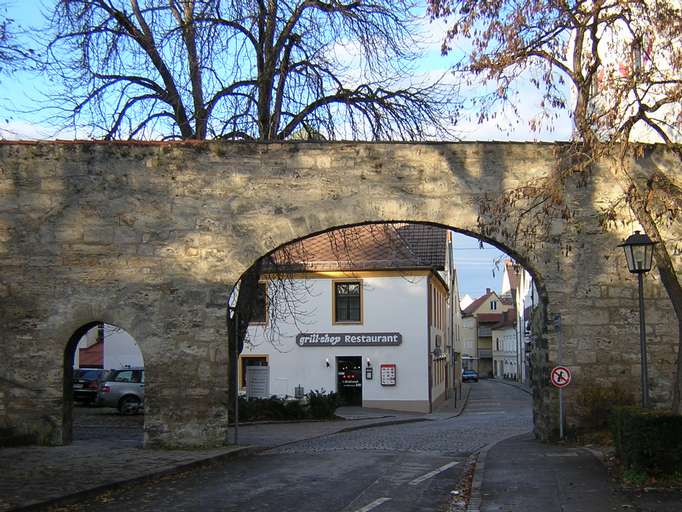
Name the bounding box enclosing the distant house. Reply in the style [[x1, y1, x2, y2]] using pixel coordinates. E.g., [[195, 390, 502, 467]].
[[500, 259, 538, 383], [492, 311, 517, 379], [461, 288, 514, 377], [242, 224, 459, 413]]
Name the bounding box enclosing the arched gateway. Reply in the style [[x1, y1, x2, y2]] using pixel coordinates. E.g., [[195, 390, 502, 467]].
[[0, 141, 679, 448]]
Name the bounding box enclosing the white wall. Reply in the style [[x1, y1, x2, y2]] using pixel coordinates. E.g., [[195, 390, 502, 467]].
[[244, 274, 430, 406], [492, 326, 517, 378], [74, 324, 144, 369]]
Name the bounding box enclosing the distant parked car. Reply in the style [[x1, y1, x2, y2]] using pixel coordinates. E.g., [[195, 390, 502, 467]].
[[73, 368, 110, 404], [462, 369, 479, 383], [97, 368, 144, 414]]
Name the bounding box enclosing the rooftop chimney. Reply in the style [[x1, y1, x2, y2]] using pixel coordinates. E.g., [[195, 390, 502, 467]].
[[486, 288, 491, 294]]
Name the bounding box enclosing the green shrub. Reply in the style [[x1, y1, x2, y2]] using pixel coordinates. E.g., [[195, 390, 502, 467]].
[[284, 399, 306, 419], [574, 379, 634, 431], [228, 391, 338, 422], [307, 390, 339, 419], [610, 406, 682, 474]]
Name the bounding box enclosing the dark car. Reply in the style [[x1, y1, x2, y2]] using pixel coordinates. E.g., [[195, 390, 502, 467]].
[[73, 368, 110, 404], [462, 369, 479, 383]]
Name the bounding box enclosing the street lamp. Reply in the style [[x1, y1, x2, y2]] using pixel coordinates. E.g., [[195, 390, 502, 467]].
[[618, 230, 657, 408]]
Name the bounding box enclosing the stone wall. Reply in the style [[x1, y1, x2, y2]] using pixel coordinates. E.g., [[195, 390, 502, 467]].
[[0, 141, 679, 446]]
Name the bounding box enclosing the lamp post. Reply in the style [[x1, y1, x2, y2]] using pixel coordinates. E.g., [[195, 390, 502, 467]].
[[618, 231, 657, 408]]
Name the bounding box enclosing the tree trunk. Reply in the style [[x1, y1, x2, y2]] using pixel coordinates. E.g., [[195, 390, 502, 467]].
[[227, 260, 264, 415]]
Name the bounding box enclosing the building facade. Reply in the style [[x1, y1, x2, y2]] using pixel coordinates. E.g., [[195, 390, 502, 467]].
[[461, 289, 513, 377], [242, 224, 458, 413]]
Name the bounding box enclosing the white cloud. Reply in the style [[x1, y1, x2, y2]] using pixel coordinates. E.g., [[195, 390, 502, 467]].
[[0, 120, 57, 140]]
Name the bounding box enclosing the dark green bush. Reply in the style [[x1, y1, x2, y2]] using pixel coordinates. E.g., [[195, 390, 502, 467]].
[[307, 390, 339, 419], [284, 399, 306, 419], [610, 406, 682, 474], [574, 379, 634, 431], [228, 391, 338, 422]]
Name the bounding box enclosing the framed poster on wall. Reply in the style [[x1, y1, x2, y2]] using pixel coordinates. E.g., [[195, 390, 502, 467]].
[[380, 364, 396, 386]]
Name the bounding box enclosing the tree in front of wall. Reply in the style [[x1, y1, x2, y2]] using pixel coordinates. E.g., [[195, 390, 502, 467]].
[[428, 0, 682, 411]]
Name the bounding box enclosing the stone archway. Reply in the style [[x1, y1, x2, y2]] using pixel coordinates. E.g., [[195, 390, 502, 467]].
[[0, 141, 678, 447]]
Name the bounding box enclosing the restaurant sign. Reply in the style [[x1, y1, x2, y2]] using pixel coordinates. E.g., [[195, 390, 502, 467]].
[[296, 332, 402, 347]]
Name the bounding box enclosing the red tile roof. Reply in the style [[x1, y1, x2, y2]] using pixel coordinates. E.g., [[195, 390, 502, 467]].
[[266, 223, 447, 273], [462, 291, 494, 316]]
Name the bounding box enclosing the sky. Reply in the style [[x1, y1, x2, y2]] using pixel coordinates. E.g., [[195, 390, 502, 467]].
[[1, 1, 565, 297], [451, 232, 508, 301]]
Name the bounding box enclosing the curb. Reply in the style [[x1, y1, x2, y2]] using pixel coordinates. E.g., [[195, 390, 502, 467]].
[[443, 386, 472, 419], [6, 445, 259, 512]]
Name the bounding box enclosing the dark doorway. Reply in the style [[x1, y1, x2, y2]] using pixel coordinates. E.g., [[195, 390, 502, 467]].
[[337, 356, 362, 406]]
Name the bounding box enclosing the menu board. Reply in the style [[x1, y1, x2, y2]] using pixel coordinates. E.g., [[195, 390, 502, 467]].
[[380, 364, 396, 386]]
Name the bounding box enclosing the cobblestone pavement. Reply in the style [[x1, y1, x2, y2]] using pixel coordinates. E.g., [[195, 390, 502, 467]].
[[0, 400, 448, 512], [72, 405, 144, 443], [0, 405, 246, 512], [269, 379, 532, 456], [15, 381, 531, 512]]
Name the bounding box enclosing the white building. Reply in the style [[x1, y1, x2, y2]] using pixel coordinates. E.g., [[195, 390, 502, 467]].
[[500, 260, 539, 383], [73, 323, 144, 370], [242, 224, 458, 413], [492, 313, 517, 379]]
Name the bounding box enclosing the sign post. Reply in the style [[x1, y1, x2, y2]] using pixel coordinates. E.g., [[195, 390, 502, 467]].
[[552, 314, 567, 440]]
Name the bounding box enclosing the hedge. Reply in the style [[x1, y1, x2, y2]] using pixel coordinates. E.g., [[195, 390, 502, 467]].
[[610, 406, 682, 474], [229, 390, 339, 422]]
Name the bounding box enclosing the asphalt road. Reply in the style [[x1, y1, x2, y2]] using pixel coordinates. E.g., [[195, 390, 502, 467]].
[[49, 380, 532, 512]]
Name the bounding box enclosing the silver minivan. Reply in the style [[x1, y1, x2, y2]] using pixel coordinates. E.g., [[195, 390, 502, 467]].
[[97, 367, 144, 414]]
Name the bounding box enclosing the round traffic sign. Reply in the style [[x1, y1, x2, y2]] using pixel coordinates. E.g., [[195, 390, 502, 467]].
[[550, 366, 571, 388]]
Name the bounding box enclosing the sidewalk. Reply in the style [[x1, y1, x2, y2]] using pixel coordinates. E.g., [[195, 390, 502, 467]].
[[0, 393, 470, 512], [469, 432, 682, 512]]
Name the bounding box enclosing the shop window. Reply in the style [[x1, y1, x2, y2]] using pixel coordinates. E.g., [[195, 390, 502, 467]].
[[251, 282, 268, 324], [240, 356, 268, 388], [334, 281, 361, 323]]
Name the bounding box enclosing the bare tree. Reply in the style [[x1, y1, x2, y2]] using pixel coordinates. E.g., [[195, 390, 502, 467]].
[[43, 0, 459, 140], [0, 4, 21, 76], [429, 0, 682, 410]]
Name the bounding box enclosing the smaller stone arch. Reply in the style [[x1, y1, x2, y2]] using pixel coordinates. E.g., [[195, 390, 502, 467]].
[[63, 320, 146, 445]]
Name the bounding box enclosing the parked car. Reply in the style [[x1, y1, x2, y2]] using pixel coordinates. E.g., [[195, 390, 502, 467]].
[[462, 369, 479, 383], [73, 368, 110, 404], [97, 368, 144, 414]]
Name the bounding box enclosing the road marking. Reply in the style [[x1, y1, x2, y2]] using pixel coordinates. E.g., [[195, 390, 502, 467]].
[[353, 498, 392, 512], [408, 461, 460, 486]]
